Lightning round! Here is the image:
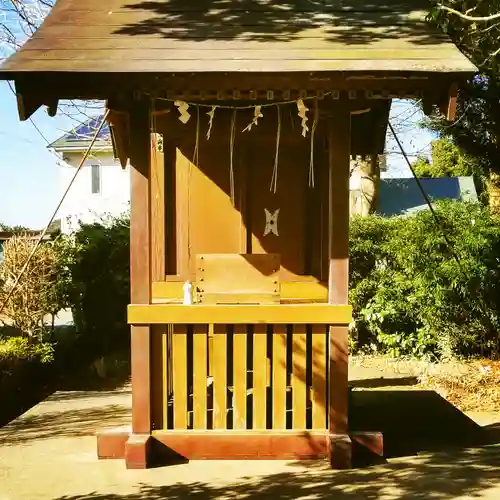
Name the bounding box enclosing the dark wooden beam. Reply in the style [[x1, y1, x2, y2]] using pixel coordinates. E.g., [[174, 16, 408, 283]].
[[327, 100, 351, 469], [16, 92, 44, 121], [107, 105, 130, 169], [439, 82, 459, 122], [9, 71, 457, 103], [46, 99, 59, 117], [447, 82, 459, 122]]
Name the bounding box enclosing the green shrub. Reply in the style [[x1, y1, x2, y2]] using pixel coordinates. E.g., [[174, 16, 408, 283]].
[[349, 201, 500, 360], [65, 212, 130, 354], [0, 337, 54, 379]]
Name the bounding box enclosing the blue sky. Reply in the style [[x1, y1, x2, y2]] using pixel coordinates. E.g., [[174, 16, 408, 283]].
[[0, 81, 76, 229]]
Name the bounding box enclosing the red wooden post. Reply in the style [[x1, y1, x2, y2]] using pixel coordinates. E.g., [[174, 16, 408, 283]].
[[327, 100, 352, 469], [126, 97, 153, 469]]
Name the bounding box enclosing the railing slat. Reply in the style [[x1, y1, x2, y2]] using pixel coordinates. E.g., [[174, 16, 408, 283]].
[[272, 325, 287, 429], [193, 324, 208, 430], [173, 324, 188, 429], [167, 324, 173, 396], [213, 325, 227, 429], [233, 325, 247, 430], [162, 328, 168, 429], [292, 324, 307, 429], [253, 325, 267, 429], [312, 324, 327, 429]]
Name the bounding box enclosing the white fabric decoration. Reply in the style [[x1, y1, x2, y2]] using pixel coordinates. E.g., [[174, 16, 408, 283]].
[[193, 107, 200, 165], [174, 100, 191, 124], [206, 105, 216, 139], [270, 106, 281, 193], [229, 110, 237, 205], [243, 105, 263, 132], [309, 100, 319, 188], [297, 99, 309, 137], [264, 208, 280, 237]]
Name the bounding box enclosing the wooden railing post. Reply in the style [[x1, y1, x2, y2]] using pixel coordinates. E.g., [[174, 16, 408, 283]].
[[126, 96, 153, 469], [327, 100, 352, 469]]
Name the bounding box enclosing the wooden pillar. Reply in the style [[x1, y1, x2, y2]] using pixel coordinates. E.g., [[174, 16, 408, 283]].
[[327, 100, 352, 469], [150, 137, 167, 430], [126, 97, 153, 469]]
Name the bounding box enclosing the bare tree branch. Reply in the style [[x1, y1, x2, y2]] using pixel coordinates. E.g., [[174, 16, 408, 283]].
[[437, 4, 500, 22]]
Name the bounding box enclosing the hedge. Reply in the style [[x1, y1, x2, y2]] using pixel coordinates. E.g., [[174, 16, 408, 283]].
[[350, 200, 500, 359]]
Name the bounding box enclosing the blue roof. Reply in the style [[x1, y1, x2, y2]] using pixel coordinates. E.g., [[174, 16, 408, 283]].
[[378, 177, 478, 217], [49, 115, 111, 149]]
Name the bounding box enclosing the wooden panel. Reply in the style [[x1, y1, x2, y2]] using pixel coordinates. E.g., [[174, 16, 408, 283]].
[[249, 129, 309, 280], [193, 324, 208, 430], [162, 330, 169, 429], [174, 148, 190, 278], [213, 325, 227, 430], [151, 326, 165, 430], [26, 37, 456, 52], [197, 253, 280, 304], [129, 101, 151, 305], [292, 325, 307, 429], [153, 430, 328, 460], [198, 292, 281, 305], [177, 136, 246, 279], [4, 0, 477, 77], [328, 101, 351, 437], [272, 325, 287, 430], [128, 303, 352, 325], [150, 137, 165, 281], [167, 324, 174, 397], [173, 325, 188, 430], [208, 323, 214, 377], [233, 325, 247, 430], [253, 325, 268, 429], [153, 279, 328, 302], [311, 325, 327, 429], [14, 48, 463, 61], [7, 55, 475, 75], [150, 138, 166, 434], [129, 99, 151, 435]]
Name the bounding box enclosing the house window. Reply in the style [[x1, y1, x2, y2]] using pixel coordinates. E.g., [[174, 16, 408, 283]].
[[91, 164, 101, 194]]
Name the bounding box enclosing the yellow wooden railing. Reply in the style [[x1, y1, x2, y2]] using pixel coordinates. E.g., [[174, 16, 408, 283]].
[[151, 323, 331, 431], [129, 275, 351, 433]]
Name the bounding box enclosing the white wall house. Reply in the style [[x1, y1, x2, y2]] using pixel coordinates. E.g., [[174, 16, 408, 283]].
[[48, 116, 130, 234]]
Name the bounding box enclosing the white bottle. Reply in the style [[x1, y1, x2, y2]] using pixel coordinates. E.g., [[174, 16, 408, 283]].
[[183, 280, 193, 305]]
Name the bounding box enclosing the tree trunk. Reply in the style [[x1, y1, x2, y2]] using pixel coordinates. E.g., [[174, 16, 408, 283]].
[[488, 172, 500, 213], [350, 155, 380, 216]]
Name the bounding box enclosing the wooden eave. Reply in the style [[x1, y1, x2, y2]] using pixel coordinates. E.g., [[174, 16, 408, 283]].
[[0, 0, 477, 120]]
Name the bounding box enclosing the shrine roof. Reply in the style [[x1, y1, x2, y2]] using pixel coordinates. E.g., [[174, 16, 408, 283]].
[[0, 0, 477, 76]]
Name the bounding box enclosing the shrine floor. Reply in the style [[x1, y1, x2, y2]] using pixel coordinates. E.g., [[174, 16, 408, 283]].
[[1, 362, 500, 499]]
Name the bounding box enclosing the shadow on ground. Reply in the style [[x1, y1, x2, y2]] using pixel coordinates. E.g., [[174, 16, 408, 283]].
[[54, 446, 500, 499], [349, 376, 419, 389], [0, 346, 131, 429], [349, 390, 494, 458], [0, 402, 131, 445]]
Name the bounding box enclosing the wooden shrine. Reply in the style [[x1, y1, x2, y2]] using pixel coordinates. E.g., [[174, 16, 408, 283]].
[[0, 0, 476, 469]]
